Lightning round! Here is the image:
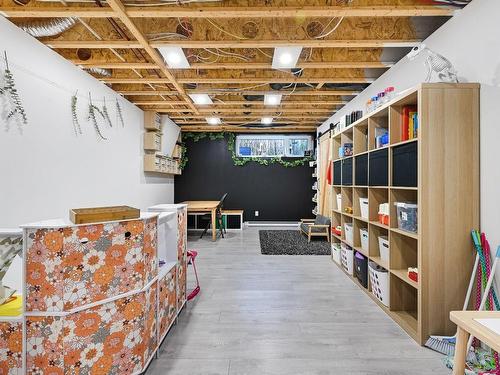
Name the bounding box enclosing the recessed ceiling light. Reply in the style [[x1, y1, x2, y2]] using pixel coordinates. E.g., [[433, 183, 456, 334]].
[[189, 94, 213, 105], [264, 94, 282, 106], [272, 47, 302, 69], [158, 46, 190, 69], [206, 117, 221, 125], [261, 117, 273, 125]]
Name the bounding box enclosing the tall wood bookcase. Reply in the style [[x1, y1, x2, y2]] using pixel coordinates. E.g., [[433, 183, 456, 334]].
[[330, 83, 479, 344]]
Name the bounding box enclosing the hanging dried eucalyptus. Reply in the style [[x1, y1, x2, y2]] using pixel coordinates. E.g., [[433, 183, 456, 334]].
[[116, 98, 124, 127], [0, 51, 28, 128], [87, 93, 106, 140], [71, 91, 82, 136], [102, 97, 113, 128]]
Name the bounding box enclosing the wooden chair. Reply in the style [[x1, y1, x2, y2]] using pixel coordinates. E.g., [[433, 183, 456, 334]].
[[300, 214, 331, 243]]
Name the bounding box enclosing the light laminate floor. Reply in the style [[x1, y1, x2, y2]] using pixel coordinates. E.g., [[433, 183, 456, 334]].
[[147, 227, 450, 375]]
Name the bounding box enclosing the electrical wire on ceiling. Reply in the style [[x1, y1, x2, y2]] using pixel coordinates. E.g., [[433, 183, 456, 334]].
[[19, 17, 77, 37], [147, 32, 188, 41], [124, 0, 222, 5], [314, 17, 344, 39]]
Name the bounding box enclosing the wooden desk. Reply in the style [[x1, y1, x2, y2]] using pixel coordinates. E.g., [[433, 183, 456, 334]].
[[450, 311, 500, 375], [182, 201, 220, 241]]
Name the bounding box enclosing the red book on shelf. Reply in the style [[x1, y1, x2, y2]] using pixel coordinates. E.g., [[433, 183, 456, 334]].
[[401, 106, 417, 141]]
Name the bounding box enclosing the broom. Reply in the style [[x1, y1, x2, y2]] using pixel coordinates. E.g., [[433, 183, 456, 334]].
[[424, 230, 480, 357], [424, 251, 478, 356]]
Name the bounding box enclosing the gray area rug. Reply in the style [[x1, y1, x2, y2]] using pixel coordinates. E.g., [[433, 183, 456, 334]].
[[259, 230, 330, 255]]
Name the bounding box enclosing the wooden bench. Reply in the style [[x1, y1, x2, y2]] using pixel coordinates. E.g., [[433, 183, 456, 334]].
[[222, 209, 244, 231]]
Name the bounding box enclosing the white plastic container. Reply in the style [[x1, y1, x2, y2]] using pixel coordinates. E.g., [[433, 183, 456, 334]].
[[344, 223, 354, 244], [395, 202, 418, 233], [336, 194, 342, 211], [360, 228, 369, 253], [369, 261, 390, 307], [341, 243, 354, 275], [359, 198, 369, 219], [331, 243, 341, 264], [378, 236, 390, 263]]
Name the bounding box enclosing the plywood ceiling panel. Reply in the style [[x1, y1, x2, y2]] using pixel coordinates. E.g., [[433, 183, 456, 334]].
[[0, 0, 460, 131]]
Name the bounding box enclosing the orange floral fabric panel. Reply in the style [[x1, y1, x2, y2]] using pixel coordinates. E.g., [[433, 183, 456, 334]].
[[143, 283, 157, 364], [63, 292, 146, 374], [26, 219, 158, 312], [176, 207, 187, 310], [0, 321, 23, 375], [25, 228, 66, 312], [143, 217, 158, 284], [158, 268, 177, 341], [26, 316, 64, 374]]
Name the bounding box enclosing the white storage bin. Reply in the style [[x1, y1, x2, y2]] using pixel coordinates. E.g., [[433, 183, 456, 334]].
[[359, 198, 369, 219], [341, 243, 354, 275], [395, 202, 418, 233], [369, 262, 390, 307], [378, 236, 389, 263], [360, 228, 369, 253], [331, 243, 341, 264], [344, 223, 353, 244], [336, 194, 342, 211]]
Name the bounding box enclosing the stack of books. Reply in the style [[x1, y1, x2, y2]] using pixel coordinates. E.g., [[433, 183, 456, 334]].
[[401, 106, 418, 141]]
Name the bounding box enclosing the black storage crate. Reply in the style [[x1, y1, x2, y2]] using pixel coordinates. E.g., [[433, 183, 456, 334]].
[[392, 142, 418, 187], [369, 149, 388, 186], [355, 154, 368, 186], [341, 157, 353, 186], [354, 252, 368, 288], [333, 161, 342, 185]]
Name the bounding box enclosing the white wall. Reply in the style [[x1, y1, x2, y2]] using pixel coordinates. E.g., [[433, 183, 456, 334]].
[[0, 16, 176, 289], [319, 0, 500, 289]]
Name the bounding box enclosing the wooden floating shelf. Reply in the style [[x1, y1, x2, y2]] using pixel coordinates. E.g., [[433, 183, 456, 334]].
[[143, 111, 182, 176], [326, 83, 480, 345]]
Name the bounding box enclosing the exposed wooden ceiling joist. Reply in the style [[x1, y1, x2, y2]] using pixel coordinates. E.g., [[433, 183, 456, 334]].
[[74, 61, 395, 70], [168, 115, 329, 120], [135, 101, 347, 106], [103, 0, 198, 114], [119, 90, 359, 96], [180, 125, 316, 133], [46, 39, 420, 49], [102, 77, 373, 84], [0, 5, 456, 19], [201, 109, 335, 114]]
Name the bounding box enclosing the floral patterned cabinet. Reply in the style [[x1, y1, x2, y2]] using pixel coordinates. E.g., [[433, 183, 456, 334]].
[[21, 214, 159, 375], [0, 319, 23, 375], [0, 209, 188, 374], [147, 204, 188, 314]]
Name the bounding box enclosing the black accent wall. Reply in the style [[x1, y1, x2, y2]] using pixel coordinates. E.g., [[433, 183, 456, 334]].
[[174, 136, 314, 222]]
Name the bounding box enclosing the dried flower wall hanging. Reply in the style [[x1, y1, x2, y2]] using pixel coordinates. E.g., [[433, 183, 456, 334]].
[[87, 93, 107, 140], [116, 98, 124, 127], [102, 97, 113, 128], [71, 91, 82, 136], [0, 51, 28, 131]]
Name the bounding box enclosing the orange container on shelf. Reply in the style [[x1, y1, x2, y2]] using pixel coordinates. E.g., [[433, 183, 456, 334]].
[[378, 203, 389, 226]]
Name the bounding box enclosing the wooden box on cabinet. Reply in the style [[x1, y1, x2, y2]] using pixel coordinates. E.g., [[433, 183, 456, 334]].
[[328, 83, 479, 345]]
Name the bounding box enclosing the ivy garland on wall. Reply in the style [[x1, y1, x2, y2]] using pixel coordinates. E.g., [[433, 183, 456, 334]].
[[179, 132, 312, 170]]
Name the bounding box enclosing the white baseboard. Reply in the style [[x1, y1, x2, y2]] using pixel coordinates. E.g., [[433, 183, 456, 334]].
[[245, 221, 300, 227]]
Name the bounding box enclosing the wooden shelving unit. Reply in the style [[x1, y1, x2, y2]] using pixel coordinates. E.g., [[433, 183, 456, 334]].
[[143, 111, 182, 175], [329, 83, 480, 344]]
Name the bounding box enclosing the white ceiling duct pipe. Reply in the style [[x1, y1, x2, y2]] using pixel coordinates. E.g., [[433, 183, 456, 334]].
[[19, 17, 77, 38]]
